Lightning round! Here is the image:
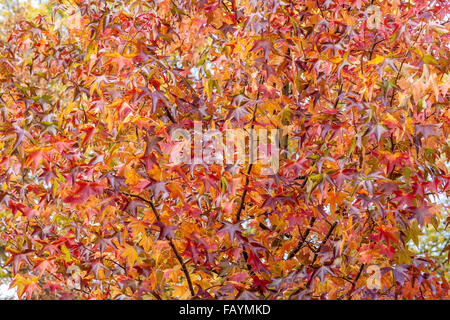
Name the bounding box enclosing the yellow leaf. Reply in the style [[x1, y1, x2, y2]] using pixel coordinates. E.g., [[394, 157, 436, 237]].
[[404, 116, 415, 134], [121, 245, 138, 267], [172, 285, 190, 299], [381, 112, 398, 127], [61, 244, 71, 263], [368, 55, 384, 65], [204, 79, 212, 100], [423, 54, 438, 65], [430, 23, 449, 35], [167, 182, 184, 203], [261, 101, 280, 114], [124, 167, 142, 186], [139, 235, 153, 253]]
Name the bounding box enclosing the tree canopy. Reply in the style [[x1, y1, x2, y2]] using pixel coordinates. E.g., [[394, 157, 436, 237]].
[[0, 0, 448, 300]]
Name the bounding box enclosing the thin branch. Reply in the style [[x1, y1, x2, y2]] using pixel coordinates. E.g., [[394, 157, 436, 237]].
[[164, 105, 177, 123], [361, 36, 384, 73], [235, 82, 261, 223], [389, 26, 424, 109], [346, 264, 365, 300], [287, 217, 316, 259], [234, 77, 264, 274], [122, 192, 195, 297], [332, 82, 343, 109], [150, 290, 162, 300], [306, 221, 337, 288], [311, 222, 337, 266], [369, 38, 384, 60]]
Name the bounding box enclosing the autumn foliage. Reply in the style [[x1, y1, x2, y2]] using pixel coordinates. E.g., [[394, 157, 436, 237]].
[[0, 0, 449, 300]]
